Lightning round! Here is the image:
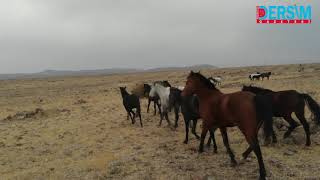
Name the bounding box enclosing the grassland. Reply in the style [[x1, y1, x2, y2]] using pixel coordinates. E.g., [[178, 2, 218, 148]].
[[0, 63, 320, 180]]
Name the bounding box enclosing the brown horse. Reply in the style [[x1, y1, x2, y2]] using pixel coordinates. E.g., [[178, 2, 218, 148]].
[[181, 71, 273, 180], [242, 85, 320, 146]]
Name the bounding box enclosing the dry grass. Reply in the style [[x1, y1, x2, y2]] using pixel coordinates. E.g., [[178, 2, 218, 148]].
[[0, 63, 320, 180]]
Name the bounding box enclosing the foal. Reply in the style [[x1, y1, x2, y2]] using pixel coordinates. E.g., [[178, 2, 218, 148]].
[[119, 87, 143, 127], [181, 71, 273, 180]]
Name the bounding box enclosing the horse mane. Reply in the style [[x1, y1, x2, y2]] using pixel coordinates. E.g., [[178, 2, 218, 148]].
[[190, 72, 216, 90]]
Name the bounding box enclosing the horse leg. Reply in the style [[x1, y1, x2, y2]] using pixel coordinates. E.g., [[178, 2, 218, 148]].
[[242, 146, 253, 160], [138, 109, 143, 127], [220, 127, 237, 166], [156, 101, 161, 116], [295, 110, 311, 146], [127, 110, 135, 124], [153, 101, 157, 115], [191, 119, 200, 139], [206, 136, 211, 147], [241, 125, 266, 179], [209, 128, 218, 153], [183, 118, 190, 144], [251, 138, 266, 180], [165, 113, 171, 127], [266, 123, 277, 144], [147, 98, 151, 113], [283, 114, 299, 139], [199, 126, 209, 153], [131, 110, 136, 120], [252, 141, 267, 179], [174, 105, 179, 128], [159, 113, 163, 127], [271, 130, 278, 143]]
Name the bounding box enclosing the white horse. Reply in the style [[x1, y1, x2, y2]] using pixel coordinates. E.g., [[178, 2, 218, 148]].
[[249, 73, 261, 81], [149, 84, 172, 127], [208, 76, 222, 85]]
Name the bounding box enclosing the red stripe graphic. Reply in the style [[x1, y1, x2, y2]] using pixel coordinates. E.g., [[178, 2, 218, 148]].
[[256, 19, 311, 24]]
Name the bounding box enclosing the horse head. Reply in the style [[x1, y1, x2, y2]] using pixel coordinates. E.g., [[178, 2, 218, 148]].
[[119, 86, 128, 97], [182, 71, 216, 97]]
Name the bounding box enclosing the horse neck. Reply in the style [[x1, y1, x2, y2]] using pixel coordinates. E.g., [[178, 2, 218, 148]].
[[195, 86, 222, 101], [120, 90, 129, 98]]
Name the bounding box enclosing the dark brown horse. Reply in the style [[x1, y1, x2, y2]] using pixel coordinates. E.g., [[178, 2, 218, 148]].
[[181, 71, 273, 180], [242, 85, 320, 146]]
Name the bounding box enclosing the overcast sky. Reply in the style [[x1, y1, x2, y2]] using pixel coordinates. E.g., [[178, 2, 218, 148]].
[[0, 0, 318, 73]]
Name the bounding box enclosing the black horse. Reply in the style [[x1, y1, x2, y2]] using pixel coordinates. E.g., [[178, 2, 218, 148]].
[[119, 87, 143, 127], [242, 85, 320, 147], [169, 87, 217, 152], [260, 72, 272, 80]]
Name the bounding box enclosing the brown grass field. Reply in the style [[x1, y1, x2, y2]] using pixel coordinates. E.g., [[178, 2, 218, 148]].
[[0, 63, 320, 180]]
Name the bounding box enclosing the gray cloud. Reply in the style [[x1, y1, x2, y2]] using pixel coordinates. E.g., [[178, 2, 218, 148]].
[[0, 0, 318, 73]]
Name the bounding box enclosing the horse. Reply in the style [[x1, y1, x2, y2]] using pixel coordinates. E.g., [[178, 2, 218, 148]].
[[169, 87, 218, 151], [154, 80, 172, 87], [208, 76, 222, 86], [144, 81, 171, 115], [249, 73, 261, 81], [181, 71, 273, 180], [260, 72, 271, 80], [242, 85, 320, 146], [143, 84, 161, 115], [119, 87, 143, 127], [149, 84, 172, 127]]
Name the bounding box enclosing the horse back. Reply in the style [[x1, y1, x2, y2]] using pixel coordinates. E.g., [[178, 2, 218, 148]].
[[272, 90, 302, 114], [212, 91, 256, 127]]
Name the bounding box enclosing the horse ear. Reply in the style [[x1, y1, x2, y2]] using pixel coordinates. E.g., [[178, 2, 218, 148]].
[[190, 70, 194, 74]]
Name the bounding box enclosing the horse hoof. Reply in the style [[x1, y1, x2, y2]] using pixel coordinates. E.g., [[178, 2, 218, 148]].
[[198, 149, 204, 153], [213, 149, 217, 154], [183, 140, 188, 144]]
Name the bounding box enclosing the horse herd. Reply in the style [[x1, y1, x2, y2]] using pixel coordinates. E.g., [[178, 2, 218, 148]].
[[249, 72, 272, 81], [119, 71, 320, 179]]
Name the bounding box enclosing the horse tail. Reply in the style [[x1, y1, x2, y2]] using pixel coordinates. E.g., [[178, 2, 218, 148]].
[[254, 94, 273, 140], [302, 93, 320, 125]]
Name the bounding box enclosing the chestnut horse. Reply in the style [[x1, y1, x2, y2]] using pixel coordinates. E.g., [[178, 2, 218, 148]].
[[181, 71, 273, 180]]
